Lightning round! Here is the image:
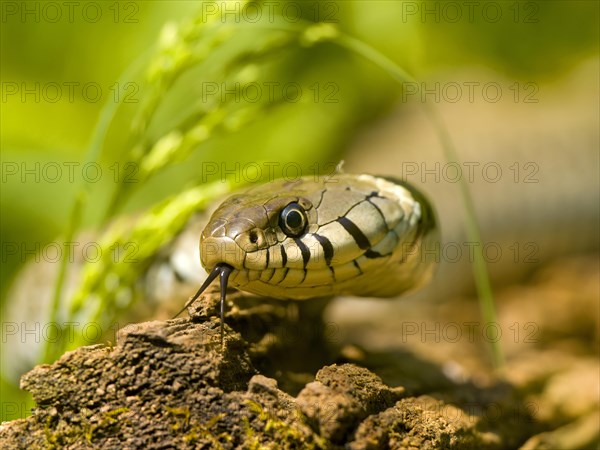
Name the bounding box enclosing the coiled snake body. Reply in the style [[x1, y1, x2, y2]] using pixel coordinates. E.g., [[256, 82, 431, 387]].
[[184, 174, 438, 338]]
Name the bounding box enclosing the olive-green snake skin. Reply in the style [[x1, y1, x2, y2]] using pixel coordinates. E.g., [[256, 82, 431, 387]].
[[181, 174, 438, 341]]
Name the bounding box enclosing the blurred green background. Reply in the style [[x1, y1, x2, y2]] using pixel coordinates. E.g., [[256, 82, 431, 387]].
[[1, 0, 598, 421]]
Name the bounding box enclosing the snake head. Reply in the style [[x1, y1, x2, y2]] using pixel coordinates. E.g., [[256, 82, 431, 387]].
[[184, 175, 437, 346], [200, 189, 316, 272]]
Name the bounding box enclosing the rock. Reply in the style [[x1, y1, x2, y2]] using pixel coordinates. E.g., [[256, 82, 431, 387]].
[[296, 364, 405, 443], [349, 396, 483, 450], [0, 315, 535, 449]]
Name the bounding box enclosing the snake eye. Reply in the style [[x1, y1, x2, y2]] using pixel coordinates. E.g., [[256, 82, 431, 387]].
[[279, 202, 307, 237]]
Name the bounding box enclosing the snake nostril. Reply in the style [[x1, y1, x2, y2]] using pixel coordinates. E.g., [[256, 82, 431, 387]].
[[249, 229, 259, 244]]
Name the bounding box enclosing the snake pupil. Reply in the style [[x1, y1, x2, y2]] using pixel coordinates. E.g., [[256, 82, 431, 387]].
[[286, 211, 302, 228], [279, 202, 307, 237]]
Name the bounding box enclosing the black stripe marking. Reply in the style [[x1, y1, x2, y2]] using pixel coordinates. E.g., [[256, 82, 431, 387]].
[[294, 238, 311, 269], [313, 233, 334, 266], [265, 246, 270, 267], [364, 249, 389, 259], [278, 267, 290, 284], [329, 266, 336, 282], [337, 216, 371, 250], [280, 245, 287, 267], [300, 268, 307, 284], [266, 269, 277, 283], [353, 260, 363, 274]]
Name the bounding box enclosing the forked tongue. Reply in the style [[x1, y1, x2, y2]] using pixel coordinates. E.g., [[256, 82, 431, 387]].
[[173, 263, 233, 347]]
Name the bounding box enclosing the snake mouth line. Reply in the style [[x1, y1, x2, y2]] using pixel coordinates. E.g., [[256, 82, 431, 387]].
[[174, 263, 233, 347]]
